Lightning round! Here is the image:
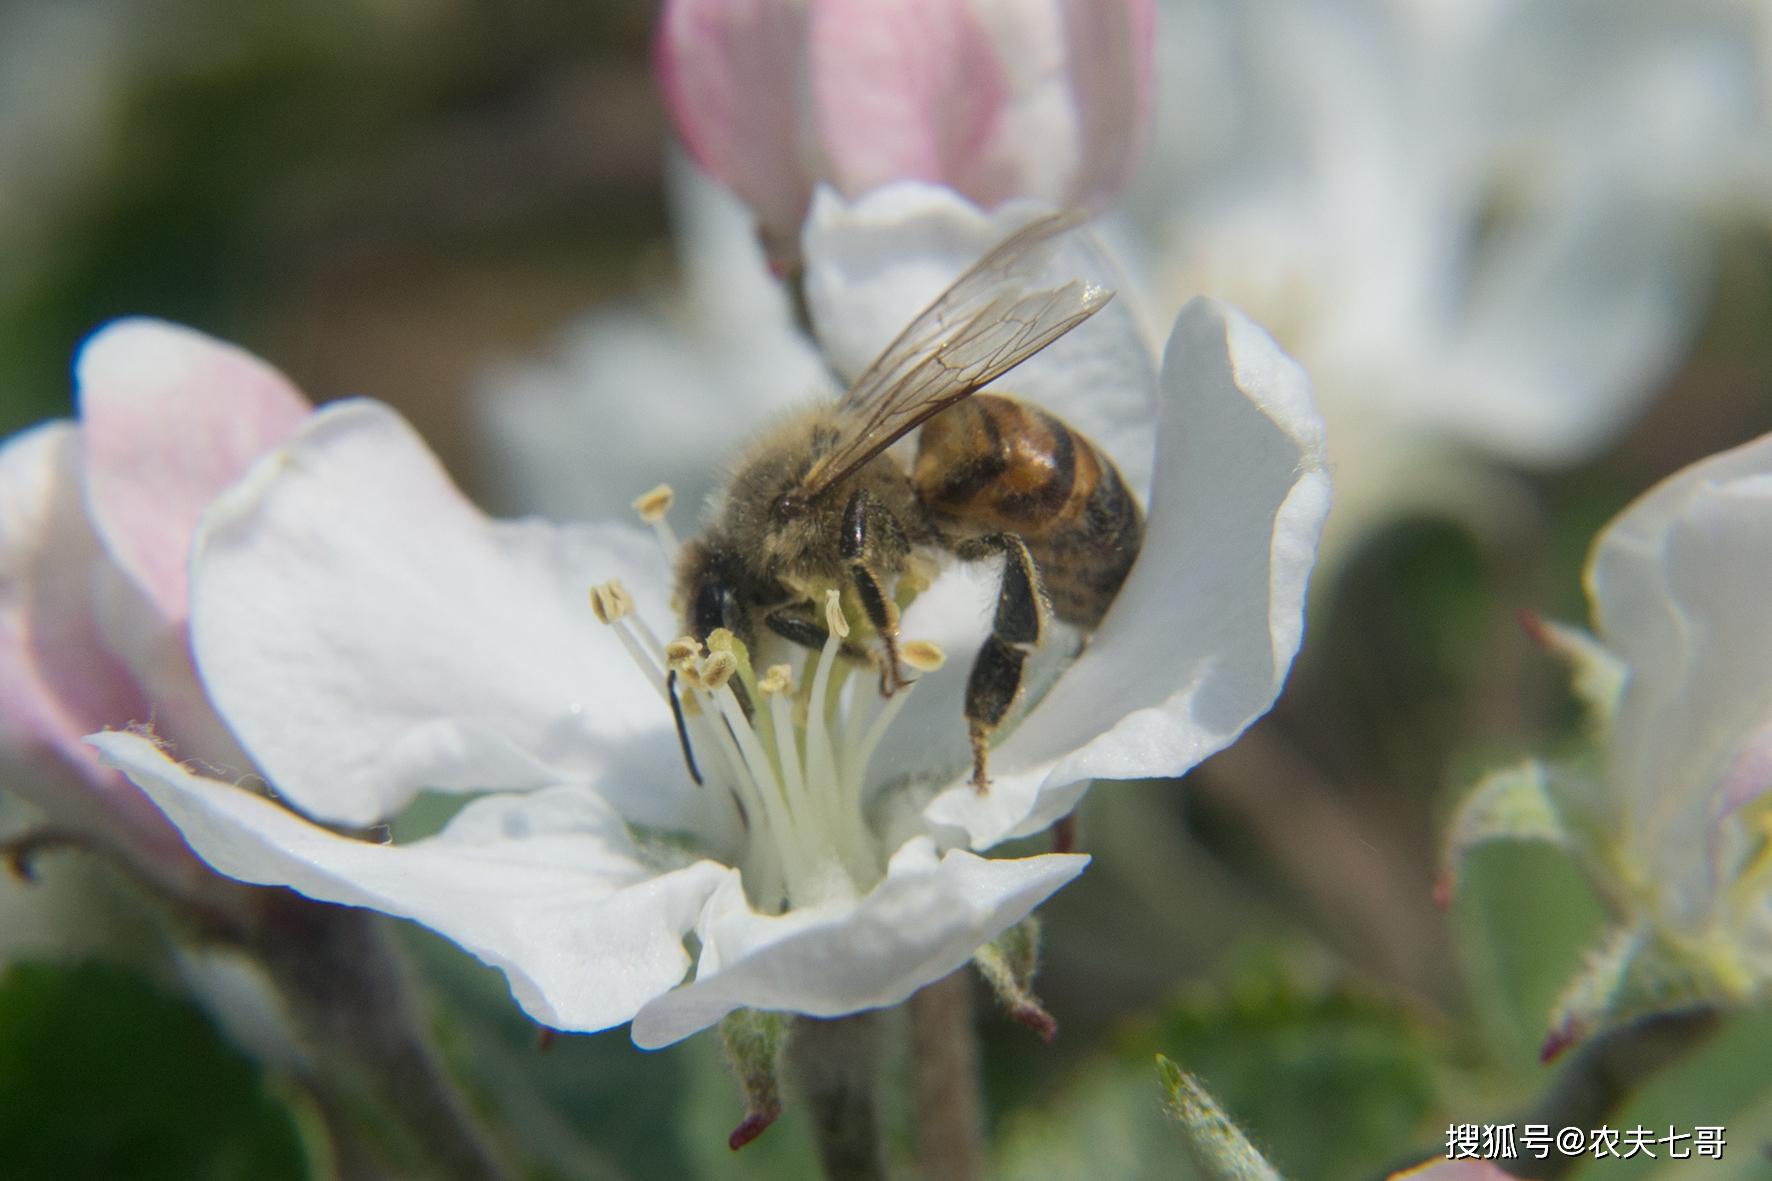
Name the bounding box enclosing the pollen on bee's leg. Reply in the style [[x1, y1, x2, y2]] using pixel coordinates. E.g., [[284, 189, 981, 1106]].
[[632, 483, 681, 555]]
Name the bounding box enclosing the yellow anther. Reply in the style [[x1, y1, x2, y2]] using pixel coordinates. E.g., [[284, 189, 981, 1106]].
[[758, 664, 795, 696], [824, 588, 850, 640], [589, 580, 633, 625], [665, 636, 703, 672], [707, 627, 737, 654], [632, 483, 675, 524], [702, 651, 739, 691], [901, 640, 946, 672]]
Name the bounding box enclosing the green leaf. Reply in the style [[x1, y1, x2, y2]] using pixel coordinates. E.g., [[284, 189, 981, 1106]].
[[994, 947, 1445, 1181], [1441, 760, 1571, 904], [0, 961, 306, 1181], [1156, 1056, 1286, 1181]]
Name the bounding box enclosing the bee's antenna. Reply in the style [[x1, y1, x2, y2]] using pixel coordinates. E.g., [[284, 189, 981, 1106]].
[[666, 669, 703, 786]]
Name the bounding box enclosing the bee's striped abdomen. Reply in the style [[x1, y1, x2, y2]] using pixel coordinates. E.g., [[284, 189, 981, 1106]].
[[914, 393, 1144, 628]]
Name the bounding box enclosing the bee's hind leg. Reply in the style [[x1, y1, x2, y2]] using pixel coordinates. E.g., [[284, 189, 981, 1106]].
[[840, 489, 912, 695], [955, 533, 1047, 793]]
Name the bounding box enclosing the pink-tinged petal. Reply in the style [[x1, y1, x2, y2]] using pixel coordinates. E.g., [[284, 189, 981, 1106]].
[[629, 836, 1086, 1047], [189, 400, 691, 830], [0, 424, 197, 872], [92, 729, 735, 1033], [1057, 0, 1155, 208], [810, 0, 1010, 200], [931, 299, 1330, 846], [0, 423, 148, 772], [655, 0, 815, 262], [77, 319, 310, 624], [1388, 1163, 1523, 1181]]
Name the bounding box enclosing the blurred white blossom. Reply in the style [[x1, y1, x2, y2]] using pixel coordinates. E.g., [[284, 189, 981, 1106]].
[[1125, 0, 1754, 552], [1444, 432, 1772, 1050]]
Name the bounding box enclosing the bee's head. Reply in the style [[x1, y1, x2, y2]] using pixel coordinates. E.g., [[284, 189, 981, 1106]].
[[770, 488, 811, 521]]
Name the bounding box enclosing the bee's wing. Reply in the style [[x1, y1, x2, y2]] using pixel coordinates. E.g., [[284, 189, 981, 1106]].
[[799, 209, 1115, 500]]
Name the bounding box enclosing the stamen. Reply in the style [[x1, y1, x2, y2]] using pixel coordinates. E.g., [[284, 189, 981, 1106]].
[[758, 664, 795, 696], [633, 483, 681, 555], [666, 636, 703, 673], [589, 579, 633, 624], [591, 581, 669, 706], [824, 588, 850, 640], [702, 651, 738, 691], [632, 483, 675, 523], [708, 681, 817, 898], [804, 611, 846, 794], [595, 561, 940, 913], [902, 640, 946, 672]]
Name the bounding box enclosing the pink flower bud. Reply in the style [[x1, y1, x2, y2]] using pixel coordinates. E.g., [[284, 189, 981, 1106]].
[[656, 0, 1154, 267]]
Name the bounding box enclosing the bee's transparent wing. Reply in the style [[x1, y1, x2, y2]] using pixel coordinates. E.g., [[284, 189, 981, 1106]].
[[799, 209, 1115, 499]]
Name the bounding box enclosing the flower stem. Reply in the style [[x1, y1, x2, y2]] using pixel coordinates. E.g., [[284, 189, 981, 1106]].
[[788, 1011, 888, 1181], [247, 893, 513, 1181], [1505, 1008, 1720, 1180], [910, 971, 984, 1181]]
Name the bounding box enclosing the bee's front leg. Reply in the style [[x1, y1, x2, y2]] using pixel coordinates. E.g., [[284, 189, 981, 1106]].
[[840, 489, 911, 695], [954, 533, 1047, 792]]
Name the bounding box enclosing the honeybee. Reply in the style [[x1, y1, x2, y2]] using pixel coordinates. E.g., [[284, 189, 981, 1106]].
[[676, 210, 1144, 790]]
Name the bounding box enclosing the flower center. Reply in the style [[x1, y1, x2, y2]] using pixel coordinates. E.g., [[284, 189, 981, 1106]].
[[594, 486, 940, 914]]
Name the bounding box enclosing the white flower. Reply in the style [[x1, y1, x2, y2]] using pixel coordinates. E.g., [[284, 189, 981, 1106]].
[[1444, 432, 1772, 1046], [94, 186, 1330, 1047], [1128, 0, 1732, 549]]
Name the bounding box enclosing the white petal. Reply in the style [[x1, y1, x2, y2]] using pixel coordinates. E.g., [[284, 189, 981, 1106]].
[[91, 728, 735, 1033], [190, 399, 689, 828], [930, 299, 1330, 846], [1584, 434, 1772, 907], [629, 836, 1086, 1047], [801, 183, 1160, 498]]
